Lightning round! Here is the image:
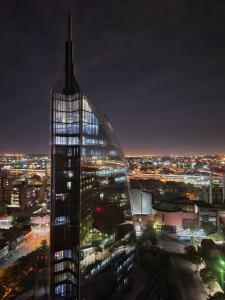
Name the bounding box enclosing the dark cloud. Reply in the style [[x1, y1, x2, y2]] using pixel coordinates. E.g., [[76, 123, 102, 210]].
[[0, 0, 225, 155]]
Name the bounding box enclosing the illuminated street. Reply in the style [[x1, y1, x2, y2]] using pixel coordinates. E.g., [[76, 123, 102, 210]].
[[161, 234, 208, 300], [0, 225, 49, 269]]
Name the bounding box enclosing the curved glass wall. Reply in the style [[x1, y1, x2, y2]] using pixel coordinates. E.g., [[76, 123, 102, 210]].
[[50, 91, 135, 300], [80, 95, 135, 300]]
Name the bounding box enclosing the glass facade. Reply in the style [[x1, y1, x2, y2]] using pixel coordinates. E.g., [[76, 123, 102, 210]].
[[50, 13, 135, 300]]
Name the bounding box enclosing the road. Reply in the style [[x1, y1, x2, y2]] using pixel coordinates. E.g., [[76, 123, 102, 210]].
[[15, 286, 47, 300], [0, 225, 49, 269], [161, 234, 208, 300]]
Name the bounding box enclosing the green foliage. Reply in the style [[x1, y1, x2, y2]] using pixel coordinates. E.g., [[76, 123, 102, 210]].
[[143, 226, 159, 248], [8, 215, 16, 224], [91, 240, 101, 247], [201, 221, 216, 235], [40, 239, 48, 250], [138, 246, 178, 299], [190, 224, 198, 232], [189, 237, 200, 246], [184, 245, 202, 268], [208, 279, 218, 293], [200, 267, 215, 284], [0, 243, 48, 298], [16, 216, 31, 225], [208, 232, 224, 242]]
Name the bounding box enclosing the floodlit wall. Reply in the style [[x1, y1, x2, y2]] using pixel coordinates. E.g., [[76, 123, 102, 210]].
[[130, 189, 152, 215]]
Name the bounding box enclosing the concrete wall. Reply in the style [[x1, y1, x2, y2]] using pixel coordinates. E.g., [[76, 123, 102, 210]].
[[130, 189, 152, 215], [155, 210, 183, 231]]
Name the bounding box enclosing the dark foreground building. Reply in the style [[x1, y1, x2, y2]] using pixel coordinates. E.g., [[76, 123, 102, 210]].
[[50, 14, 135, 300]]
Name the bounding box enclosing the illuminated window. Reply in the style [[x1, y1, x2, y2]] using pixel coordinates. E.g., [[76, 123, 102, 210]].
[[54, 261, 76, 272], [67, 124, 79, 134], [67, 100, 79, 111], [55, 112, 66, 123], [54, 100, 66, 111], [83, 124, 99, 135], [82, 111, 98, 124], [55, 136, 67, 145], [55, 282, 76, 296], [56, 194, 67, 201], [54, 272, 76, 284], [55, 136, 79, 145], [82, 137, 106, 146], [68, 171, 73, 178], [115, 176, 126, 183], [54, 262, 64, 272], [55, 124, 66, 134], [55, 284, 66, 296], [55, 112, 79, 123], [82, 98, 92, 112], [67, 182, 72, 190], [68, 137, 79, 145], [64, 171, 74, 178], [109, 150, 117, 156], [54, 249, 73, 260], [55, 216, 70, 225], [55, 124, 79, 134], [66, 112, 79, 123], [67, 159, 71, 168]]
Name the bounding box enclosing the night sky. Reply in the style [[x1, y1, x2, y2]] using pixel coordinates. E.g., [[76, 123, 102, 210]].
[[1, 0, 225, 155]]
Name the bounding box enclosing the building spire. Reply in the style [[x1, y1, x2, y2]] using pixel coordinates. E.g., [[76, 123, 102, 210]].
[[63, 12, 80, 94]]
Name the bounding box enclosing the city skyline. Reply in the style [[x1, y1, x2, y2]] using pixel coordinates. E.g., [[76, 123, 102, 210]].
[[1, 1, 225, 155], [1, 3, 225, 300]]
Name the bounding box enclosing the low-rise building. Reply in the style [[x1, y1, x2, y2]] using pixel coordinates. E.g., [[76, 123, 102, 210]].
[[194, 201, 217, 226], [153, 201, 183, 232]]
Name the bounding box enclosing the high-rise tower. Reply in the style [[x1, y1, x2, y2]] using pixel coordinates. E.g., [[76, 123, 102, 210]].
[[50, 13, 135, 300]]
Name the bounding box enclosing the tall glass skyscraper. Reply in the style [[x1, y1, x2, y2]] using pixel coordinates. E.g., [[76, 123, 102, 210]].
[[50, 13, 135, 300]]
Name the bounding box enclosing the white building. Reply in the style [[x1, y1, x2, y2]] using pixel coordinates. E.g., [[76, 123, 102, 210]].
[[130, 189, 152, 215]]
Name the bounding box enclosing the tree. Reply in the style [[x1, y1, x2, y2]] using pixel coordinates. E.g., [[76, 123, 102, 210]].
[[40, 239, 48, 250], [208, 232, 224, 242], [208, 279, 217, 293], [189, 237, 200, 246], [201, 221, 216, 235], [8, 215, 16, 225], [143, 226, 159, 248], [0, 246, 47, 298], [185, 245, 202, 270], [16, 216, 31, 225], [190, 224, 198, 235], [200, 266, 217, 293]]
